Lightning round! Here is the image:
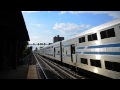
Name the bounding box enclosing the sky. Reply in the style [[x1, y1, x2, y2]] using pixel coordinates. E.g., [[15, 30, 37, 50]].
[[22, 11, 120, 50]]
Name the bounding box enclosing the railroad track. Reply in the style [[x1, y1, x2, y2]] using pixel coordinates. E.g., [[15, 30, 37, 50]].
[[34, 54, 66, 79], [33, 53, 88, 79]]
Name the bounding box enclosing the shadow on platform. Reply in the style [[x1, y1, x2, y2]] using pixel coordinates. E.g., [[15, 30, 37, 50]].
[[0, 65, 29, 79]]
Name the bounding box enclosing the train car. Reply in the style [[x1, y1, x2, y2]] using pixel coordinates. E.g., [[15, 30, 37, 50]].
[[52, 41, 62, 62], [43, 44, 53, 59], [75, 18, 120, 79], [39, 47, 44, 55], [42, 41, 62, 62], [62, 38, 76, 66]]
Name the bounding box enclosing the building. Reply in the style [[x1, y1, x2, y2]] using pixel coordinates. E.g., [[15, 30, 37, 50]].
[[53, 35, 64, 43]]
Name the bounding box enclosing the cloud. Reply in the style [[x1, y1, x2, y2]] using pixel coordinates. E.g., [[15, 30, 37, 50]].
[[53, 23, 93, 36], [22, 11, 40, 13], [29, 36, 45, 44], [43, 30, 52, 34], [29, 35, 53, 44], [59, 11, 120, 18], [29, 23, 44, 28]]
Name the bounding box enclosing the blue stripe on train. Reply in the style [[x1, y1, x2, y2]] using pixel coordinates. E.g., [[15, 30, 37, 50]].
[[54, 46, 60, 48], [65, 43, 120, 49], [76, 52, 81, 54], [87, 43, 120, 49], [56, 54, 60, 55], [66, 55, 71, 57], [63, 52, 120, 55], [84, 52, 120, 55], [64, 45, 70, 47], [77, 47, 85, 49]]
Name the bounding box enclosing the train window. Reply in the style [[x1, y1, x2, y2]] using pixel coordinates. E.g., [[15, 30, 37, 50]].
[[107, 28, 115, 38], [88, 33, 97, 41], [105, 61, 120, 72], [88, 35, 92, 41], [66, 51, 67, 54], [58, 51, 60, 53], [92, 33, 97, 40], [90, 59, 95, 66], [82, 37, 85, 42], [90, 59, 101, 68], [81, 58, 84, 63], [79, 36, 85, 43], [105, 61, 112, 70], [100, 28, 115, 39], [100, 30, 107, 39], [81, 58, 88, 65], [79, 38, 82, 43], [95, 60, 101, 68], [112, 62, 120, 72]]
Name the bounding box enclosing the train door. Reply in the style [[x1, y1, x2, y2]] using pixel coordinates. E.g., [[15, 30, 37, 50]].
[[54, 48, 55, 57], [71, 44, 76, 63], [60, 42, 63, 62]]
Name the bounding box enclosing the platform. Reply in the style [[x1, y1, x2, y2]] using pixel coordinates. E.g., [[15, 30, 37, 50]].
[[0, 65, 28, 79], [27, 65, 38, 79]]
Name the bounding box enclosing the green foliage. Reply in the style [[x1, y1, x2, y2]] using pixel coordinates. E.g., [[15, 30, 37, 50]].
[[22, 41, 31, 59]]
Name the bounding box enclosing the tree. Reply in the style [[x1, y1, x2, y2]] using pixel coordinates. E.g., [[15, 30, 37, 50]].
[[22, 41, 32, 59]]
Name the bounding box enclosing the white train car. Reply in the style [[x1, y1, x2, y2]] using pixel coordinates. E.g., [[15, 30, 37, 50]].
[[43, 44, 53, 59], [42, 41, 62, 62], [62, 38, 76, 66], [75, 18, 120, 79], [52, 41, 62, 62], [39, 47, 44, 55]]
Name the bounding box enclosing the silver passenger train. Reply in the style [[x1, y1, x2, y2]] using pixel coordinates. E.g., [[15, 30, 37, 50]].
[[39, 18, 120, 79]]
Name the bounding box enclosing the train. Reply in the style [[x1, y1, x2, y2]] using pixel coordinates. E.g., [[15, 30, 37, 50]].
[[39, 18, 120, 79]]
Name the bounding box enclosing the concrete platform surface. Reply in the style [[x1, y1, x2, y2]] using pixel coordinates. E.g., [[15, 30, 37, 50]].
[[27, 65, 38, 79]]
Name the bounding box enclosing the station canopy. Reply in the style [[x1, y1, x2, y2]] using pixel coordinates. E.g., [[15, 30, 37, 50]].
[[0, 11, 30, 41]]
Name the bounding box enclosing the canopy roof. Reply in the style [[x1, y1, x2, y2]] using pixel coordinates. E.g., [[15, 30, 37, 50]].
[[0, 11, 30, 41]]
